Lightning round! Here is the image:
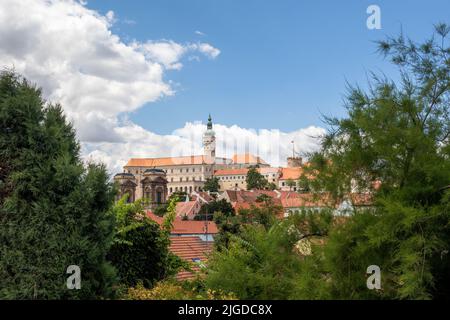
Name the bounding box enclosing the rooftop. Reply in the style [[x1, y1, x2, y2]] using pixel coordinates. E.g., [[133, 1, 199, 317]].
[[147, 212, 218, 234], [169, 236, 213, 281]]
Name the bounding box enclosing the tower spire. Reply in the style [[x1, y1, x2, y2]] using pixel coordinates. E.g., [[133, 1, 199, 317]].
[[207, 114, 212, 130]]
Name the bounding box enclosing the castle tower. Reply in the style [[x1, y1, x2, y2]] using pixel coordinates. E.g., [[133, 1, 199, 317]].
[[203, 114, 216, 160]]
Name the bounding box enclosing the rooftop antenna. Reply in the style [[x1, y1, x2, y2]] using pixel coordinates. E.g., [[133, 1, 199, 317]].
[[291, 140, 295, 158], [291, 140, 301, 157]]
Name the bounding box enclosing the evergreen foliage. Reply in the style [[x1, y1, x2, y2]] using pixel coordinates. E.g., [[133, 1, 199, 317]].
[[0, 71, 117, 299]]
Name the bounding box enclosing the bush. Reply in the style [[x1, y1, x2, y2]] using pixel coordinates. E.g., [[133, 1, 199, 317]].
[[107, 196, 171, 288]]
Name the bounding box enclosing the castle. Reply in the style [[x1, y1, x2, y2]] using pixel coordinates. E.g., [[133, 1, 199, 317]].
[[113, 115, 293, 207]]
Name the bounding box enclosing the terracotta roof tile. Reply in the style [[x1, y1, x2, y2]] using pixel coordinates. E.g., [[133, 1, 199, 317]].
[[169, 236, 213, 281], [125, 155, 214, 167], [281, 193, 336, 208], [279, 167, 303, 180], [147, 212, 218, 234], [176, 201, 200, 217]]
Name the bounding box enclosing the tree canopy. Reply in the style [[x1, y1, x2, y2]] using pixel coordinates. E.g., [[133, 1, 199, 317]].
[[203, 177, 220, 193], [0, 71, 116, 299], [246, 167, 269, 190], [300, 24, 450, 299]]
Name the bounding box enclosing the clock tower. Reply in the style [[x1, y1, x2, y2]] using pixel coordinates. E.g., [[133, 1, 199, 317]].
[[203, 114, 216, 160]]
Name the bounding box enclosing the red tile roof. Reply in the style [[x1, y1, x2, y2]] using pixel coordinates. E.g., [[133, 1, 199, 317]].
[[193, 191, 214, 203], [223, 190, 284, 217], [125, 155, 215, 167], [169, 236, 213, 281], [147, 212, 218, 234], [279, 167, 303, 180], [281, 193, 336, 208], [176, 200, 201, 218]]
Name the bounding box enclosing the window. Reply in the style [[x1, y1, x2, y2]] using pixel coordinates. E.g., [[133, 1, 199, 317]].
[[169, 187, 173, 193], [156, 191, 162, 204]]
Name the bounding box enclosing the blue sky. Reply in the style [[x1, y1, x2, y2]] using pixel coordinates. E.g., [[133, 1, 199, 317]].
[[85, 0, 450, 134]]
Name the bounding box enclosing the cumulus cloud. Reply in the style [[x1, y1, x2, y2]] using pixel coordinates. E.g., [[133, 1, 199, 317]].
[[0, 0, 220, 142], [0, 0, 324, 174], [83, 122, 326, 174], [139, 40, 221, 70]]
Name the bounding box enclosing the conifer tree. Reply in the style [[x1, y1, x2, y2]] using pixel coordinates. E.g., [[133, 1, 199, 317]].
[[0, 71, 117, 299], [300, 24, 450, 299]]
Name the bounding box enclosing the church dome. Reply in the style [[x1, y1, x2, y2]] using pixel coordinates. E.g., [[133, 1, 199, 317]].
[[143, 168, 166, 175]]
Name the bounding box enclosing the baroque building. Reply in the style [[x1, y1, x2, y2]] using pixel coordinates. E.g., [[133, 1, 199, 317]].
[[114, 168, 168, 208], [115, 115, 269, 203]]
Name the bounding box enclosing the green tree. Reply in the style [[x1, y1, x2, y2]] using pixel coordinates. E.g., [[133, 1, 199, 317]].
[[0, 71, 116, 299], [153, 191, 186, 217], [206, 217, 306, 299], [213, 196, 283, 250], [197, 199, 234, 221], [108, 195, 177, 288], [203, 177, 220, 193], [301, 24, 450, 299], [246, 167, 268, 190], [286, 179, 296, 191], [266, 182, 278, 191]]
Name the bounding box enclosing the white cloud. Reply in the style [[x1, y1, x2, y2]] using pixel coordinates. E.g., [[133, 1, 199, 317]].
[[139, 40, 221, 70], [83, 122, 326, 174], [189, 43, 221, 59], [195, 30, 206, 36], [138, 40, 187, 70], [105, 10, 116, 24], [0, 0, 324, 174], [0, 0, 220, 142]]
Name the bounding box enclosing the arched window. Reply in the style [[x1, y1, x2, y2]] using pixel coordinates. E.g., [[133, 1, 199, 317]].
[[144, 187, 151, 201], [156, 190, 162, 204]]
